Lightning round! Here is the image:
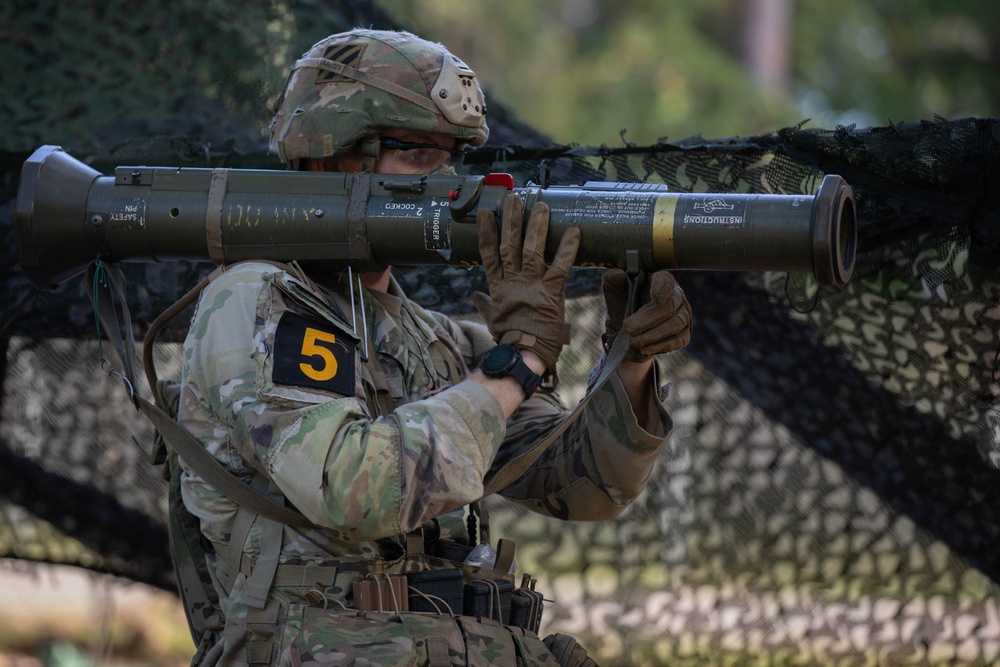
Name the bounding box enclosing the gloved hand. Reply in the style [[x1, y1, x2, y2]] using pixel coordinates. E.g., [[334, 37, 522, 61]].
[[602, 268, 692, 362], [472, 193, 581, 377]]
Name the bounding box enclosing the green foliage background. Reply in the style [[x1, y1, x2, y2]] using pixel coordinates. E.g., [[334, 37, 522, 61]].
[[380, 0, 998, 144], [3, 0, 996, 153]]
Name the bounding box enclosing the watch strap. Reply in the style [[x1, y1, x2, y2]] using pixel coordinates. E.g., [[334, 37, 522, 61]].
[[507, 354, 541, 399]]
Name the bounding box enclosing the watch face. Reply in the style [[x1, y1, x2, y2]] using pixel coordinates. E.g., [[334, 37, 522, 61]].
[[481, 345, 517, 374]]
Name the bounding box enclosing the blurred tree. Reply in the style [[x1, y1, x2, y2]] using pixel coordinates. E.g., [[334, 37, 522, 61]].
[[380, 0, 798, 144], [3, 0, 995, 153], [743, 0, 793, 93], [379, 0, 998, 144], [789, 0, 999, 125]]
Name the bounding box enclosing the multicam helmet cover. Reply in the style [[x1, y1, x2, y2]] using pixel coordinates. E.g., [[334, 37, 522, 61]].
[[269, 29, 489, 164]]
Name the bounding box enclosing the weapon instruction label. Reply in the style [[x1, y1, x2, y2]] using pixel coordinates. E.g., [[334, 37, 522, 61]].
[[681, 197, 746, 228], [549, 192, 657, 224], [108, 197, 146, 230], [423, 199, 450, 251], [367, 196, 452, 251]]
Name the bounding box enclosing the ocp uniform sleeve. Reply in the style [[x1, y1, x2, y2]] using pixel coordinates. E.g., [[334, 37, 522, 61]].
[[492, 359, 673, 521]]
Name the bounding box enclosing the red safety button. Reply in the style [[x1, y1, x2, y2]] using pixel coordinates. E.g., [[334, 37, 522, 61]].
[[484, 173, 515, 190]]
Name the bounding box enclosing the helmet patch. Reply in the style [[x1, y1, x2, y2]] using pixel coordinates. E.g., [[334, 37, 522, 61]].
[[316, 43, 367, 84]]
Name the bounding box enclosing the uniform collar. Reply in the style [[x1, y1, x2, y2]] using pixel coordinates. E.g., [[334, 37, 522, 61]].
[[366, 274, 440, 363]]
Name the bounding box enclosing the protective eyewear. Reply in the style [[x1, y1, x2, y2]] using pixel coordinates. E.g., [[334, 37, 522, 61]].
[[379, 138, 467, 172]]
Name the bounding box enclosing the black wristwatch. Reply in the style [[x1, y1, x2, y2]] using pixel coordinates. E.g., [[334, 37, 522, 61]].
[[479, 344, 541, 399]]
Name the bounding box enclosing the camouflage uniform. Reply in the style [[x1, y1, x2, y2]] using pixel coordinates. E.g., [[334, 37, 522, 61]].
[[178, 261, 673, 664], [175, 27, 674, 666]]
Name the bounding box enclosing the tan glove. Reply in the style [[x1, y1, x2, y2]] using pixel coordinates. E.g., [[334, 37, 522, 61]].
[[602, 268, 692, 362], [472, 193, 581, 377]]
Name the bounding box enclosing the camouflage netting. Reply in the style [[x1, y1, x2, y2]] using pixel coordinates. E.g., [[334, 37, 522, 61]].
[[2, 1, 1000, 665]]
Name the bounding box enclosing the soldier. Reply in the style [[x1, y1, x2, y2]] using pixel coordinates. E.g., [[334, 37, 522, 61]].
[[175, 28, 692, 665]]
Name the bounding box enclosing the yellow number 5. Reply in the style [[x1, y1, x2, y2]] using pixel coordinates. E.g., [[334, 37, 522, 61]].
[[299, 327, 339, 381]]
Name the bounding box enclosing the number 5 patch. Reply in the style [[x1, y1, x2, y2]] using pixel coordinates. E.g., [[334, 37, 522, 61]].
[[272, 311, 356, 395]]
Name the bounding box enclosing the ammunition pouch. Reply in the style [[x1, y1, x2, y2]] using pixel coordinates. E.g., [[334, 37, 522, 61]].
[[230, 542, 565, 667]]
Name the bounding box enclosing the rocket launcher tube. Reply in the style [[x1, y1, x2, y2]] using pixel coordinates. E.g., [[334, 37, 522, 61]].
[[15, 145, 856, 291]]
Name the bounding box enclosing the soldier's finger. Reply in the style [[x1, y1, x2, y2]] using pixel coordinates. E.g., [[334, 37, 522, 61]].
[[499, 193, 524, 274], [545, 226, 580, 282], [602, 268, 629, 328], [522, 202, 551, 277], [476, 209, 502, 279], [648, 270, 680, 304]]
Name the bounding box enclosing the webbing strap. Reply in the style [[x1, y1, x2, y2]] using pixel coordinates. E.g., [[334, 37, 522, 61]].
[[426, 637, 451, 667], [482, 330, 630, 496], [246, 640, 273, 665], [294, 57, 443, 116], [494, 538, 516, 574], [136, 397, 315, 528], [224, 500, 259, 594], [273, 562, 338, 588], [405, 529, 425, 555], [166, 450, 223, 643], [482, 270, 648, 497], [347, 172, 373, 263], [206, 168, 228, 264], [86, 260, 318, 530], [244, 495, 283, 609]]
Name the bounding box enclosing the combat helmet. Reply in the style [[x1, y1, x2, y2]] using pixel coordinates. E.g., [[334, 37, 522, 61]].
[[269, 29, 489, 169]]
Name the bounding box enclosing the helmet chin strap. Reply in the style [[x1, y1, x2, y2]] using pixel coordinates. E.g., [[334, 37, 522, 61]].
[[360, 137, 380, 172]]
